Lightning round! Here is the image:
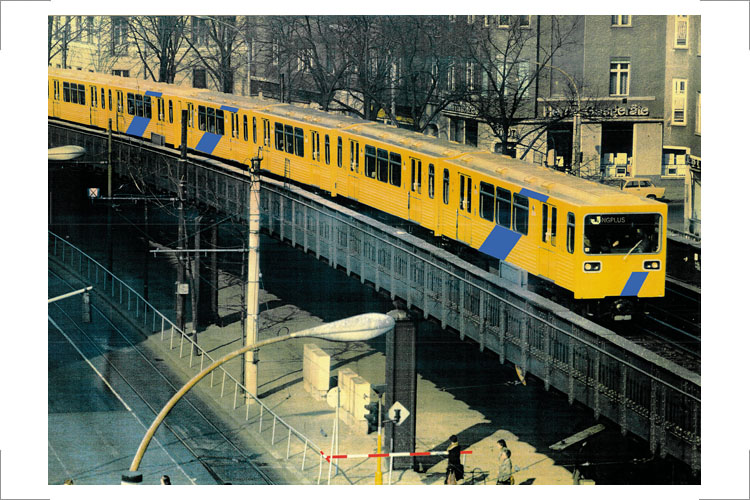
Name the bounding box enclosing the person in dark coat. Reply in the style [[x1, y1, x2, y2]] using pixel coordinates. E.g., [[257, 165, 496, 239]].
[[445, 435, 464, 484]]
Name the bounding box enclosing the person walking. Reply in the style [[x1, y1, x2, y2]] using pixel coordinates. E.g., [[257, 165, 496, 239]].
[[445, 435, 464, 484], [496, 442, 513, 485], [160, 475, 171, 485]]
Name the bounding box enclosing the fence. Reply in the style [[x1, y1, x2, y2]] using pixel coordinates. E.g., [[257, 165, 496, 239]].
[[48, 230, 339, 484]]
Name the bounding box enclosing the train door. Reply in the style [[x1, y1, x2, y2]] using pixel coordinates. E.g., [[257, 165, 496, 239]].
[[261, 118, 271, 168], [115, 90, 125, 132], [51, 80, 61, 117], [539, 202, 558, 279], [89, 85, 99, 126], [310, 130, 321, 186], [457, 173, 472, 244], [408, 158, 422, 224], [348, 139, 360, 200]]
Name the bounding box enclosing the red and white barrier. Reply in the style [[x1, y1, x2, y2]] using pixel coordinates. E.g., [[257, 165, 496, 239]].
[[322, 449, 472, 461]]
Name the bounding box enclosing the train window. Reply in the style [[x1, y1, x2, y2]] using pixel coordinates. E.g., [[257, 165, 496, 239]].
[[275, 122, 284, 150], [284, 125, 294, 153], [90, 86, 97, 108], [365, 145, 376, 178], [337, 137, 342, 167], [108, 90, 112, 110], [77, 84, 86, 105], [218, 109, 226, 135], [495, 187, 511, 228], [513, 194, 528, 235], [459, 175, 472, 212], [294, 127, 304, 157], [208, 107, 217, 133], [169, 101, 173, 123], [101, 88, 105, 109], [135, 94, 144, 117], [252, 117, 257, 143], [550, 206, 557, 245], [264, 120, 270, 146], [411, 159, 422, 193], [187, 103, 194, 127], [117, 91, 123, 113], [127, 93, 135, 115], [377, 149, 389, 183], [583, 213, 661, 255], [443, 169, 450, 205], [567, 213, 575, 254], [479, 182, 494, 221], [325, 135, 330, 165], [63, 82, 70, 102], [231, 113, 238, 138], [145, 96, 152, 119], [244, 115, 248, 141], [389, 152, 401, 187], [54, 81, 60, 100], [198, 105, 207, 131], [428, 164, 435, 199]]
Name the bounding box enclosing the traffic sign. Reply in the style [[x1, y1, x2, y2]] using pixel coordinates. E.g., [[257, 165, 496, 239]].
[[387, 401, 409, 425]]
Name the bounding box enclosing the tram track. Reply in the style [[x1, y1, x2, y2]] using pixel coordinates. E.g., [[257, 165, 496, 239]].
[[48, 267, 275, 485]]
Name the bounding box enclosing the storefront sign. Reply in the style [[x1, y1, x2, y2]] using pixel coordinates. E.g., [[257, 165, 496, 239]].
[[545, 103, 650, 119]]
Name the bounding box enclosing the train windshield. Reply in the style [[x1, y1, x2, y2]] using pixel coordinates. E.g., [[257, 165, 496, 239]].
[[583, 213, 661, 255]]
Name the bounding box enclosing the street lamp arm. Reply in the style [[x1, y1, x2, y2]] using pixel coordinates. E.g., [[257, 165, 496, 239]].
[[128, 313, 394, 473]]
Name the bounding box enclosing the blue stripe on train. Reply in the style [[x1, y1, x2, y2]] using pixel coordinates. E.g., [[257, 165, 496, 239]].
[[126, 116, 150, 137], [195, 132, 222, 154], [145, 91, 162, 97], [220, 105, 239, 113], [519, 188, 549, 203], [620, 272, 648, 296], [478, 225, 522, 260]]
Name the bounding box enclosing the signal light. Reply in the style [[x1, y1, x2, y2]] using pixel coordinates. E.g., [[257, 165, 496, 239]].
[[364, 402, 379, 434]]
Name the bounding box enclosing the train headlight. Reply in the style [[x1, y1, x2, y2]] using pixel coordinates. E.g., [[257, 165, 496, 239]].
[[644, 260, 661, 270], [583, 261, 601, 273]]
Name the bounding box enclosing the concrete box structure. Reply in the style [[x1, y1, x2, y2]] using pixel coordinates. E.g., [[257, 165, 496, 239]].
[[302, 343, 330, 400]]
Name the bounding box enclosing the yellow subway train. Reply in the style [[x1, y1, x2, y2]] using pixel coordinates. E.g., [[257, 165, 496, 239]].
[[48, 68, 667, 306]]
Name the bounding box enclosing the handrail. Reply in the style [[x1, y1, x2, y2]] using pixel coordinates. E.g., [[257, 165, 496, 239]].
[[48, 231, 326, 475]]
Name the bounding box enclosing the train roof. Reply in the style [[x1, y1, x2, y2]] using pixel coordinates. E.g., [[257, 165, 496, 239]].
[[49, 68, 662, 209]]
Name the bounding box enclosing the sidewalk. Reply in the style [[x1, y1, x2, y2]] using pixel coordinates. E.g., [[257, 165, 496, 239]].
[[142, 269, 576, 485]]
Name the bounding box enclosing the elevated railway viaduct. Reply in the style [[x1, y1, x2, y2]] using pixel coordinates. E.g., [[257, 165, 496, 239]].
[[49, 119, 700, 473]]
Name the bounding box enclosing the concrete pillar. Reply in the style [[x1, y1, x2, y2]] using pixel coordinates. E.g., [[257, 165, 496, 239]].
[[580, 123, 602, 178], [384, 309, 417, 470], [632, 122, 663, 177]]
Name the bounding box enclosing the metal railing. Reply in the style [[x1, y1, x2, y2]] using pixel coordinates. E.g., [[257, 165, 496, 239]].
[[48, 231, 336, 484]]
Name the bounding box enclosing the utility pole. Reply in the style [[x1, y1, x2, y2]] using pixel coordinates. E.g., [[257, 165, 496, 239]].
[[107, 119, 113, 271], [245, 154, 262, 401], [175, 111, 188, 334]]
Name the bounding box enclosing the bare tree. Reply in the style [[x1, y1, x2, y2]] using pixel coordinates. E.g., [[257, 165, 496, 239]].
[[129, 16, 189, 83], [457, 16, 581, 159], [184, 16, 246, 93]]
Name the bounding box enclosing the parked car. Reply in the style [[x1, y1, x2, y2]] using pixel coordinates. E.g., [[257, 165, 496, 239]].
[[619, 178, 666, 200]]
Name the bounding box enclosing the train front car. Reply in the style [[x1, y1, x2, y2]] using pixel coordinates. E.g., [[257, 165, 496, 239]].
[[576, 199, 667, 319]]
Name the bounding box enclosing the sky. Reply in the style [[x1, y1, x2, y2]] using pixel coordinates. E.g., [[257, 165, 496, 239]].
[[2, 1, 747, 499]]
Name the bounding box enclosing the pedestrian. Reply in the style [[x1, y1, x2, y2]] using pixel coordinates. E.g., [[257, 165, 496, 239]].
[[444, 434, 464, 484], [496, 443, 513, 485], [160, 475, 171, 485]]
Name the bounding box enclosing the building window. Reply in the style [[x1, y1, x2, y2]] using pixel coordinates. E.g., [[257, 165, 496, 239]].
[[695, 91, 701, 135], [111, 69, 129, 77], [467, 15, 475, 24], [675, 15, 689, 48], [111, 16, 128, 53], [497, 15, 510, 27], [466, 62, 475, 91], [518, 16, 530, 27], [191, 16, 208, 46], [86, 16, 95, 44], [272, 39, 280, 66], [611, 15, 631, 27], [609, 61, 629, 96], [672, 79, 687, 125], [193, 68, 207, 89]]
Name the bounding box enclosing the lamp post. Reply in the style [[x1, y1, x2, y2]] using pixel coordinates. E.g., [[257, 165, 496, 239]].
[[197, 16, 251, 96], [122, 312, 395, 484], [539, 61, 581, 175]]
